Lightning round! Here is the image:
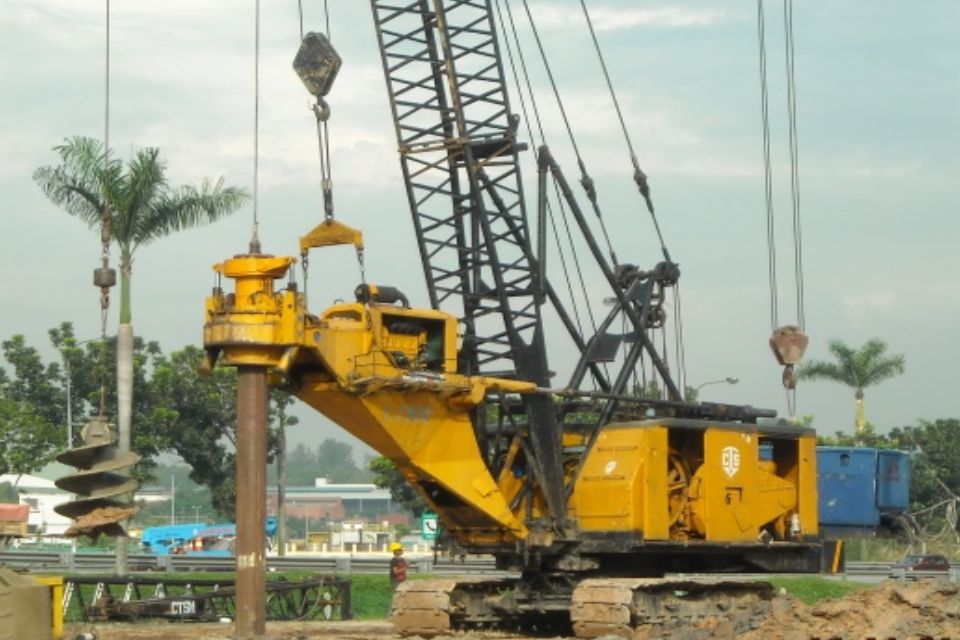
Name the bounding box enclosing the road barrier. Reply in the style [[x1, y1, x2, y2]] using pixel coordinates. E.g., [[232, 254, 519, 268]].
[[0, 550, 502, 575]]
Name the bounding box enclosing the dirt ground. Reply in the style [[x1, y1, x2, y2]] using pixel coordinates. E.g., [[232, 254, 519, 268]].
[[68, 578, 959, 640]]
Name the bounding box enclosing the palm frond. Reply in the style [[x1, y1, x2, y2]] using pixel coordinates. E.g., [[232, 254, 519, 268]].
[[135, 178, 248, 249], [113, 147, 167, 246], [33, 136, 123, 225], [861, 354, 906, 387], [796, 360, 855, 387], [37, 136, 248, 260], [800, 337, 905, 396]]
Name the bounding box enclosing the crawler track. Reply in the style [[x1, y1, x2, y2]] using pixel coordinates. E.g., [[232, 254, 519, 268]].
[[571, 578, 775, 638], [392, 576, 777, 638]]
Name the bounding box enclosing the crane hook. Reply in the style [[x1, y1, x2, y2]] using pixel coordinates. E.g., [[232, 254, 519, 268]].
[[770, 325, 807, 390]]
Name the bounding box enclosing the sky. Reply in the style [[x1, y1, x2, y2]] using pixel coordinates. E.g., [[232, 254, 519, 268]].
[[1, 1, 957, 458]]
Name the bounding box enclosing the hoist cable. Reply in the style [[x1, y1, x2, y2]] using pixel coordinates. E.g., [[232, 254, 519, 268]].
[[672, 286, 688, 395], [251, 0, 262, 251], [520, 0, 618, 267], [499, 0, 547, 144], [577, 0, 671, 263], [756, 0, 778, 333], [297, 0, 304, 39], [320, 0, 334, 220], [99, 0, 112, 417], [783, 0, 805, 330], [519, 0, 581, 158], [498, 0, 594, 347], [324, 0, 331, 41], [554, 185, 607, 381]]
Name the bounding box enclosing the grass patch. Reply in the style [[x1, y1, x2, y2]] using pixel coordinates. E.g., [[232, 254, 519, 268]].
[[348, 574, 393, 619], [768, 576, 870, 604]]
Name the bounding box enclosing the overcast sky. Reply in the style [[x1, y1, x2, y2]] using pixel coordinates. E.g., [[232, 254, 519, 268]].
[[1, 1, 957, 455]]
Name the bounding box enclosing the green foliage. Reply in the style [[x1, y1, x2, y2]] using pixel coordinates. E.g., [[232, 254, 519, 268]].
[[0, 330, 70, 475], [134, 462, 214, 527], [799, 339, 906, 394], [144, 346, 290, 519], [284, 439, 370, 486], [369, 456, 428, 517], [0, 396, 60, 476], [34, 136, 248, 323], [0, 482, 17, 503], [888, 419, 960, 515], [349, 574, 394, 619], [798, 338, 905, 432], [768, 577, 870, 604], [0, 323, 293, 520]]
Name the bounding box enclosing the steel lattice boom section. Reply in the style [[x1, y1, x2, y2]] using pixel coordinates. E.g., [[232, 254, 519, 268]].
[[371, 0, 543, 380]]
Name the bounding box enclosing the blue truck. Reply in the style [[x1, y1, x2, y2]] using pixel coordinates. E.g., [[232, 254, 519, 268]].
[[140, 517, 278, 556]]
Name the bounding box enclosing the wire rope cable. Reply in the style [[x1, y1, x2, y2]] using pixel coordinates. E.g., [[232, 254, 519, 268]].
[[251, 0, 262, 252], [577, 0, 671, 263], [519, 0, 618, 267], [756, 0, 779, 333], [497, 0, 603, 365], [783, 0, 805, 330], [672, 286, 687, 396], [98, 0, 113, 416]]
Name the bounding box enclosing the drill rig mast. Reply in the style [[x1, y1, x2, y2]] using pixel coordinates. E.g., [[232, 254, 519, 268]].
[[203, 2, 840, 636]]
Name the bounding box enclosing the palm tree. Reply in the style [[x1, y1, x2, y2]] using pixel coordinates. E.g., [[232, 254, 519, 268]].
[[797, 338, 905, 435], [34, 135, 247, 571]]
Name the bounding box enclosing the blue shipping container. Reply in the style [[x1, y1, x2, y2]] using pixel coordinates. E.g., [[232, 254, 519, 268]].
[[817, 447, 880, 527], [876, 450, 910, 512]]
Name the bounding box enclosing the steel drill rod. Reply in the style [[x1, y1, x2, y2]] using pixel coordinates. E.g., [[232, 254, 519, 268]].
[[236, 367, 268, 639]]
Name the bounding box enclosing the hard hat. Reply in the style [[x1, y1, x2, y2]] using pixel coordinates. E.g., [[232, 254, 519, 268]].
[[390, 542, 403, 552]]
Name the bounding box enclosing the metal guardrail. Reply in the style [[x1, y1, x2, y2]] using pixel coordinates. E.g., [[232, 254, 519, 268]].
[[0, 550, 504, 575], [2, 551, 956, 581]]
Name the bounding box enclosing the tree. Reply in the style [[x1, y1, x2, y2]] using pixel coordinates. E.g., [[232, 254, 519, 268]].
[[888, 419, 960, 513], [797, 338, 905, 435], [282, 439, 369, 487], [0, 482, 17, 503], [35, 137, 246, 569], [0, 334, 67, 475], [146, 345, 285, 519], [34, 138, 246, 475], [369, 456, 428, 517], [0, 397, 59, 477]]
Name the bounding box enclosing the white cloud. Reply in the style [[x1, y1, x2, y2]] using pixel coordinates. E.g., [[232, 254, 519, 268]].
[[842, 291, 896, 322], [832, 153, 922, 178], [519, 4, 727, 32]]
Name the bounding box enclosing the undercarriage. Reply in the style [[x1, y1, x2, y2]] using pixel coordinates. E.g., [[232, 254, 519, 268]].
[[391, 575, 777, 638]]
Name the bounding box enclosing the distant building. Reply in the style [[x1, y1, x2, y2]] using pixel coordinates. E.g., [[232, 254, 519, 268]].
[[0, 474, 72, 536], [2, 472, 172, 536], [268, 477, 403, 523]]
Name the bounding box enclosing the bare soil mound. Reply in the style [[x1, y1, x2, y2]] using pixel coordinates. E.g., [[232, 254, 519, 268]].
[[741, 578, 960, 640]]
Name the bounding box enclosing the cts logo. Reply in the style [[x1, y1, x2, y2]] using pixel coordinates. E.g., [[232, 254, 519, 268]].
[[721, 446, 741, 477]]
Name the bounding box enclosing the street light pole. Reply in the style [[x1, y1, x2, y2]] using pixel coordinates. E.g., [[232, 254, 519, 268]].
[[62, 339, 95, 449], [65, 359, 73, 449], [695, 377, 740, 393]]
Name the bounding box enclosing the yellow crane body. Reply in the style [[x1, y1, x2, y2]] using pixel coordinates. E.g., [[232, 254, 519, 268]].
[[203, 249, 822, 556]]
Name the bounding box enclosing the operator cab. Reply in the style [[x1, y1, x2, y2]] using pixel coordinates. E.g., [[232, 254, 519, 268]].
[[317, 283, 458, 376]]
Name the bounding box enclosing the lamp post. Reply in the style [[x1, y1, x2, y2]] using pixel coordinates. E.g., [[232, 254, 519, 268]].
[[62, 338, 99, 449], [695, 377, 739, 393]]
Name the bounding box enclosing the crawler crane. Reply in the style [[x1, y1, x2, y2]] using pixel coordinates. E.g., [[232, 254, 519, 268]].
[[203, 2, 840, 636]]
